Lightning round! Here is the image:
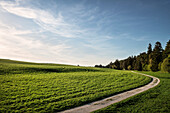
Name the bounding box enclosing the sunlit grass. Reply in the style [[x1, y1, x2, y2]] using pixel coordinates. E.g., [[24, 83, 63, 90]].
[[94, 71, 170, 113], [0, 59, 151, 112]]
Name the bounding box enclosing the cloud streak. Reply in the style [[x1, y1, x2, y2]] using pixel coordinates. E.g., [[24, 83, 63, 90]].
[[0, 0, 135, 65], [0, 19, 71, 64], [0, 0, 85, 38], [0, 0, 166, 66]]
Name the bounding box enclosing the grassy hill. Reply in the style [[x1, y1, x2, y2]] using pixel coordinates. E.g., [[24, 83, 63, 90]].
[[0, 59, 152, 112]]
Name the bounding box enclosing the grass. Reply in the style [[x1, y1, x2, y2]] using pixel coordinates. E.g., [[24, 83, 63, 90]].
[[0, 59, 152, 112], [93, 71, 170, 113]]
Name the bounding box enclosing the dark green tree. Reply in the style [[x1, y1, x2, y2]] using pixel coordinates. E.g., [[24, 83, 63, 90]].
[[132, 56, 136, 70], [147, 43, 152, 65], [104, 41, 168, 72], [127, 56, 133, 67], [119, 60, 124, 70], [150, 56, 158, 72], [123, 60, 128, 70], [161, 55, 170, 73], [153, 41, 163, 62], [95, 64, 104, 68], [163, 40, 170, 59], [113, 59, 120, 69], [139, 52, 148, 71], [106, 62, 114, 68], [150, 41, 163, 71], [147, 43, 152, 55], [134, 57, 142, 71]]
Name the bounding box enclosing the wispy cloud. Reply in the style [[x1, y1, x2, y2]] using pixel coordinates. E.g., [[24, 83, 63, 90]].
[[0, 0, 124, 65], [0, 0, 85, 38], [0, 21, 32, 35], [0, 0, 161, 66], [0, 19, 71, 63], [0, 0, 109, 41]]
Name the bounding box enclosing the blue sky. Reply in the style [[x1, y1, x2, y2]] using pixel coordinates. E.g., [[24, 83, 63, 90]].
[[0, 0, 169, 66]]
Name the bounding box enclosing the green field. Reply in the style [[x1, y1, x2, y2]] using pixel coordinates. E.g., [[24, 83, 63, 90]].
[[94, 71, 170, 113], [0, 59, 152, 112]]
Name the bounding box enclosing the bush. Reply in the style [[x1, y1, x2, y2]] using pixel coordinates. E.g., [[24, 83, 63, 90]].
[[142, 64, 148, 71], [161, 55, 170, 73], [158, 62, 162, 71], [127, 65, 132, 70], [147, 64, 151, 71]]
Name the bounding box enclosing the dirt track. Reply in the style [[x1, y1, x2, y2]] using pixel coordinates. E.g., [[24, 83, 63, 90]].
[[60, 71, 160, 113]]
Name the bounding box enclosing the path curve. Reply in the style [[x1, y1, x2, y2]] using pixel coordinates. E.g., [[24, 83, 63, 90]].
[[60, 71, 160, 113]]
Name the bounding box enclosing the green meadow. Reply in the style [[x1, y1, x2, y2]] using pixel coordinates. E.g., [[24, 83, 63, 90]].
[[0, 59, 152, 112], [94, 71, 170, 113]]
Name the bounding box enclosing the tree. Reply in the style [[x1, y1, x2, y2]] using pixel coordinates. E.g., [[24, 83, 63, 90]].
[[135, 57, 142, 71], [147, 43, 152, 65], [147, 43, 152, 55], [163, 40, 170, 60], [150, 41, 163, 71], [127, 56, 133, 68], [127, 65, 132, 70], [113, 59, 120, 69], [132, 56, 136, 70], [106, 62, 114, 68], [161, 55, 170, 73], [150, 57, 159, 72], [139, 52, 147, 64], [95, 64, 104, 68], [119, 60, 124, 70], [105, 41, 168, 72], [123, 60, 128, 70], [153, 41, 163, 62]]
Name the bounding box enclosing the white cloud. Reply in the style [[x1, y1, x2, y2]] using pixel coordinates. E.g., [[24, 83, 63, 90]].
[[0, 21, 32, 35], [0, 1, 102, 65], [0, 20, 71, 64], [0, 0, 109, 40], [0, 0, 85, 38], [0, 0, 124, 66]]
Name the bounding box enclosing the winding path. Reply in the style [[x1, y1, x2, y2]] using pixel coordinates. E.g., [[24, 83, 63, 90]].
[[60, 71, 160, 113]]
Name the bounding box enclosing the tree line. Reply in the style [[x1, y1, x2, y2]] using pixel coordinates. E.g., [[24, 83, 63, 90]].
[[95, 40, 170, 73]]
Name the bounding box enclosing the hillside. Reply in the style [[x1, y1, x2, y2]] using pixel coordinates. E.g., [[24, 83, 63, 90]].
[[0, 59, 151, 112]]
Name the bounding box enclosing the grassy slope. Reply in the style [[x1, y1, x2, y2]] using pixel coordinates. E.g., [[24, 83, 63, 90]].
[[94, 71, 170, 113], [0, 59, 152, 112]]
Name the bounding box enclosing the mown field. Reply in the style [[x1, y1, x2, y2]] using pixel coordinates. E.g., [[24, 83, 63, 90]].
[[0, 59, 152, 112], [94, 71, 170, 113]]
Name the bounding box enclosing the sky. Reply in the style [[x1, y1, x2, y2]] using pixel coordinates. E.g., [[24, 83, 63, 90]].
[[0, 0, 170, 66]]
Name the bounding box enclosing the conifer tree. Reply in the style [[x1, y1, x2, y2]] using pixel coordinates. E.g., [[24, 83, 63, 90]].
[[147, 43, 152, 55], [150, 41, 163, 71], [104, 41, 168, 72], [147, 43, 152, 65], [163, 40, 170, 59], [113, 59, 120, 69], [135, 57, 142, 71]]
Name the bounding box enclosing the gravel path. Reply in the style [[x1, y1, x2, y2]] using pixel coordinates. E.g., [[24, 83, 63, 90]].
[[59, 71, 160, 113]]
